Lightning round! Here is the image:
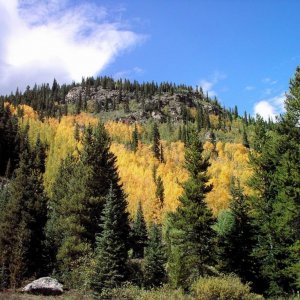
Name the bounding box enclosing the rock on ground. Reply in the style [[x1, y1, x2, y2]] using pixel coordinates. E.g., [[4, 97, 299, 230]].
[[22, 277, 63, 295]]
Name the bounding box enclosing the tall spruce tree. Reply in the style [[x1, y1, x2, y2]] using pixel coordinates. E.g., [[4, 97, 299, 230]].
[[50, 158, 93, 278], [131, 124, 139, 152], [155, 175, 165, 210], [130, 201, 148, 258], [92, 186, 129, 292], [152, 122, 161, 160], [218, 178, 259, 288], [249, 67, 300, 296], [143, 223, 166, 288], [166, 132, 216, 289], [80, 122, 129, 246], [0, 101, 19, 176], [0, 134, 48, 288], [47, 121, 130, 284]]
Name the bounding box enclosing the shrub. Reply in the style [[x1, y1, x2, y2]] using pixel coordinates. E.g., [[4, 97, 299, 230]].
[[139, 285, 193, 300], [191, 275, 264, 300]]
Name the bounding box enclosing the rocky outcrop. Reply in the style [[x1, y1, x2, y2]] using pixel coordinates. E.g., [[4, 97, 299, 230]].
[[65, 86, 220, 123], [22, 277, 63, 295]]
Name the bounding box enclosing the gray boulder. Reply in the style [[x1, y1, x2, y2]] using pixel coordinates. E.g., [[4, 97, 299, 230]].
[[22, 277, 63, 295]]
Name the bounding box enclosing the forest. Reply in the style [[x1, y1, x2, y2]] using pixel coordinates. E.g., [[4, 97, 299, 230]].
[[0, 67, 299, 299]]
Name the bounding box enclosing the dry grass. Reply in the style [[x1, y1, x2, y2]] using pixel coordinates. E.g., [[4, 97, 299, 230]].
[[0, 291, 92, 300]]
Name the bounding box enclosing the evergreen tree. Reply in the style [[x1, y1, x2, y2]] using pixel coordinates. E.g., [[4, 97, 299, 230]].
[[160, 143, 164, 163], [131, 124, 139, 152], [242, 128, 250, 148], [218, 178, 258, 287], [0, 135, 48, 288], [0, 102, 19, 176], [234, 105, 239, 119], [92, 186, 129, 292], [143, 223, 166, 288], [155, 175, 165, 210], [196, 105, 204, 131], [75, 93, 82, 115], [249, 67, 300, 296], [80, 122, 129, 247], [166, 132, 216, 289], [152, 122, 161, 160], [50, 157, 93, 278], [130, 201, 148, 258]]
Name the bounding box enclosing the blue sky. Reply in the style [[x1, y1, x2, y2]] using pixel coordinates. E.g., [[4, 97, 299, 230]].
[[0, 0, 299, 119]]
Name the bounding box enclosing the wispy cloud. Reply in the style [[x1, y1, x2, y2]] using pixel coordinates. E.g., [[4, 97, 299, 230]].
[[253, 92, 285, 121], [199, 71, 226, 97], [262, 77, 278, 85], [245, 85, 255, 91], [0, 0, 144, 94], [113, 67, 144, 79]]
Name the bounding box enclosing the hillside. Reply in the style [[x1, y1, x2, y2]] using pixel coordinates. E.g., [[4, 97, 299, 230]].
[[0, 69, 299, 299]]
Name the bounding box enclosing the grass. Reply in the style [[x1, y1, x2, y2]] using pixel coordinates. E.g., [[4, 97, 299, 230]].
[[0, 291, 92, 300]]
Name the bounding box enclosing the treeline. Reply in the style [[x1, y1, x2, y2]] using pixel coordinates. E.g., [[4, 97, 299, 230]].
[[0, 75, 257, 128], [0, 68, 299, 298], [0, 77, 199, 118]]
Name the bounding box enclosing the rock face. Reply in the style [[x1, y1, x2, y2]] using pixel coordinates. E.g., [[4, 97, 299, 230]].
[[22, 277, 63, 295], [65, 86, 220, 123]]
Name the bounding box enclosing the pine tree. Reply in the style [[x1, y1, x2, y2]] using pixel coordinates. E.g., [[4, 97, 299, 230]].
[[0, 102, 19, 176], [155, 175, 165, 210], [249, 67, 300, 296], [51, 158, 93, 278], [0, 135, 48, 288], [242, 128, 250, 148], [92, 186, 129, 292], [131, 124, 139, 152], [160, 143, 164, 163], [152, 122, 160, 160], [166, 132, 216, 289], [143, 223, 166, 287], [130, 201, 148, 258], [218, 178, 258, 287], [80, 122, 129, 246]]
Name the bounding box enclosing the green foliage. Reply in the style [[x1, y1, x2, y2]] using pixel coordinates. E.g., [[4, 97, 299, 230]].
[[0, 135, 48, 288], [92, 186, 129, 293], [131, 124, 139, 152], [218, 178, 258, 287], [0, 101, 19, 177], [143, 224, 166, 288], [166, 132, 216, 289], [242, 128, 250, 148], [139, 286, 193, 300], [213, 209, 234, 236], [130, 201, 148, 259], [191, 275, 263, 300], [152, 122, 161, 160], [155, 176, 165, 210], [46, 155, 92, 280], [248, 67, 300, 296], [81, 123, 128, 246]]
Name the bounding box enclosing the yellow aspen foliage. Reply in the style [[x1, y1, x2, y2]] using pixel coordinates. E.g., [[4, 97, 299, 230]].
[[110, 141, 188, 223], [105, 121, 143, 144], [44, 117, 80, 197], [12, 103, 252, 222], [19, 117, 59, 147], [209, 114, 219, 128], [73, 112, 98, 127], [204, 141, 252, 215]]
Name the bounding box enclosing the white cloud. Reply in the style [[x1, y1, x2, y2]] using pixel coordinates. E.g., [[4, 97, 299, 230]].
[[199, 71, 226, 97], [0, 0, 144, 94], [253, 92, 285, 121]]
